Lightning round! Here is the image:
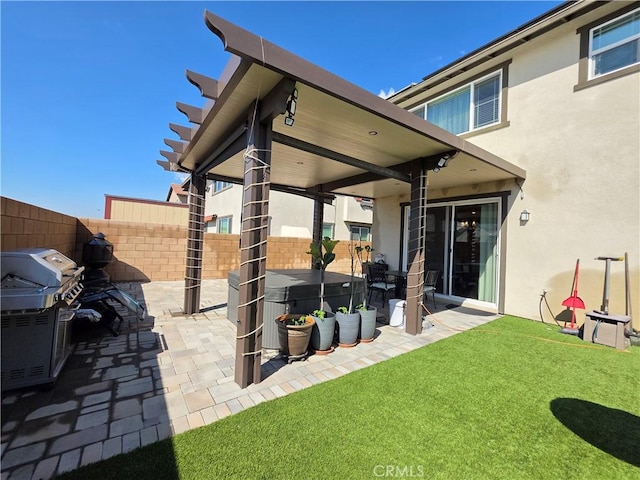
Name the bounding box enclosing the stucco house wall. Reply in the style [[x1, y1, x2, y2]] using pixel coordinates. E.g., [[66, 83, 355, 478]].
[[376, 2, 639, 326], [105, 195, 189, 226], [204, 183, 372, 240]]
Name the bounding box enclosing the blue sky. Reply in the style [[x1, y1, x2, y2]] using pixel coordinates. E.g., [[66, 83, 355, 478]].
[[1, 1, 562, 218]]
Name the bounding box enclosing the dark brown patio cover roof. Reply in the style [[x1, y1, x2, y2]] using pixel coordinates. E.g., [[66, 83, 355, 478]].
[[160, 11, 525, 199]]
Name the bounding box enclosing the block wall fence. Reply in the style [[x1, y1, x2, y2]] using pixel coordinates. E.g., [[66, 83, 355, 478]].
[[1, 197, 362, 282]]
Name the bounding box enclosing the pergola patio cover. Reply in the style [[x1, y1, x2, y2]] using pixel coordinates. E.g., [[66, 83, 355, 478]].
[[158, 11, 526, 387]]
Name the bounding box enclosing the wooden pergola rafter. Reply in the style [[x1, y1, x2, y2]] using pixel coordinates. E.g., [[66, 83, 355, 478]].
[[157, 11, 526, 387]]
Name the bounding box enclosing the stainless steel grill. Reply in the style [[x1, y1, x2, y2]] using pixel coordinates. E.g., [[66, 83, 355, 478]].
[[1, 248, 84, 390]]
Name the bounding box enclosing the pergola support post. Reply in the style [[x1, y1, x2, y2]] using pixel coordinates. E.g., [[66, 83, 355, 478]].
[[235, 102, 271, 388], [311, 197, 324, 268], [405, 160, 428, 335], [184, 172, 206, 314]]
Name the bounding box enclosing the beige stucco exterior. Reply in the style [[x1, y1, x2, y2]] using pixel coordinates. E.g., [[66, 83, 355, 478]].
[[204, 183, 373, 240], [166, 183, 188, 204], [105, 195, 188, 226], [376, 2, 639, 327]]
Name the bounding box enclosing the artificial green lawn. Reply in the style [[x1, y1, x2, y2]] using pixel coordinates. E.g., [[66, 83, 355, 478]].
[[57, 316, 639, 479]]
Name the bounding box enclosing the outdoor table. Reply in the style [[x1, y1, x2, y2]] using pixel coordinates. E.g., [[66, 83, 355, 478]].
[[386, 270, 408, 298]]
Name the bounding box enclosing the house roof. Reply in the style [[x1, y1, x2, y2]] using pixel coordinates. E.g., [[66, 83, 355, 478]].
[[158, 11, 527, 199], [390, 0, 607, 106]]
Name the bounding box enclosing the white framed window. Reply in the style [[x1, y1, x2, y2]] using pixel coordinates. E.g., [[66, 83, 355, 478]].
[[212, 180, 232, 193], [589, 7, 640, 79], [350, 225, 371, 242], [411, 71, 502, 135], [217, 216, 232, 234], [322, 223, 334, 239]]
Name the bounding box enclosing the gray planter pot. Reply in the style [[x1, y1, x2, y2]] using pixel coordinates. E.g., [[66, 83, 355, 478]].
[[358, 306, 377, 342], [310, 312, 336, 352], [336, 311, 360, 347]]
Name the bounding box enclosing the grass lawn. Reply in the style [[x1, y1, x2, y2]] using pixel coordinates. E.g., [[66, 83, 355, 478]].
[[57, 316, 639, 479]]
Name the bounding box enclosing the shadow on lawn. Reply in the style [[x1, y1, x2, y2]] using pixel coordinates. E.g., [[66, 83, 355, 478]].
[[550, 398, 640, 467]]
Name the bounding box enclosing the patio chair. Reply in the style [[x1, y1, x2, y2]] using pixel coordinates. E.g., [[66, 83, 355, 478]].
[[367, 263, 396, 305], [423, 270, 440, 310]]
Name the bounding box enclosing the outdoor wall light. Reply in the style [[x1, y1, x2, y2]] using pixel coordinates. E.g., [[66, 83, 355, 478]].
[[520, 210, 530, 222], [433, 154, 451, 173], [284, 88, 298, 126]]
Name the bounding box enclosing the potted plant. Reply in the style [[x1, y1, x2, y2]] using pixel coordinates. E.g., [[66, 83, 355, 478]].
[[335, 240, 362, 347], [307, 237, 339, 353], [275, 314, 315, 359], [356, 244, 377, 342]]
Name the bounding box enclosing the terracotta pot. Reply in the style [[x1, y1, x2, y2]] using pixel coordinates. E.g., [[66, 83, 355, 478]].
[[336, 310, 360, 347], [310, 312, 336, 353], [275, 314, 315, 357], [358, 306, 377, 342]]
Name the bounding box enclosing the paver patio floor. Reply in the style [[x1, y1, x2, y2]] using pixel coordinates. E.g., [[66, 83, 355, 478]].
[[1, 279, 499, 479]]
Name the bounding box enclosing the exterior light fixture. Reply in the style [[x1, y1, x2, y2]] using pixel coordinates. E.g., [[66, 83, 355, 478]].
[[284, 88, 298, 126], [520, 210, 530, 222], [368, 130, 378, 136], [433, 154, 451, 173]]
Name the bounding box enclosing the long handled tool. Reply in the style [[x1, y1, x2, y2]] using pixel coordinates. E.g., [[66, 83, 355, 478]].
[[595, 255, 624, 314], [562, 259, 585, 329]]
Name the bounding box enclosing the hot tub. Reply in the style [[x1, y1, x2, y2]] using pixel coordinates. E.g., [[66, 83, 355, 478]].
[[227, 269, 363, 349]]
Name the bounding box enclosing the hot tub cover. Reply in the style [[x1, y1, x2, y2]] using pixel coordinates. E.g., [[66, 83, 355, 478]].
[[227, 269, 361, 303]]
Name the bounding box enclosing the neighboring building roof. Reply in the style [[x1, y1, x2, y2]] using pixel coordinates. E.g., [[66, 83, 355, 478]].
[[166, 183, 188, 202]]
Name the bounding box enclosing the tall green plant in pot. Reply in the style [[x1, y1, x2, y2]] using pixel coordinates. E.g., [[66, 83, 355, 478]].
[[335, 240, 362, 347], [307, 237, 339, 353], [356, 244, 377, 342]]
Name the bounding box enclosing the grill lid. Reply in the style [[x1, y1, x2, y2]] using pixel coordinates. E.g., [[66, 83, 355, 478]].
[[1, 248, 84, 311], [1, 248, 79, 287]]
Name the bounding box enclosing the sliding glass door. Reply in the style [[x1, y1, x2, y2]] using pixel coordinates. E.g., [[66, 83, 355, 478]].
[[451, 203, 498, 302], [402, 199, 500, 305], [425, 206, 448, 293]]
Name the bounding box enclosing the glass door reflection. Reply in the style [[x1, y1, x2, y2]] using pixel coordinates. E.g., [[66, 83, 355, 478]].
[[451, 203, 497, 302]]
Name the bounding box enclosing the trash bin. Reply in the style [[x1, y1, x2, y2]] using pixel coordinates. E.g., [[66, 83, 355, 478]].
[[389, 298, 405, 327]]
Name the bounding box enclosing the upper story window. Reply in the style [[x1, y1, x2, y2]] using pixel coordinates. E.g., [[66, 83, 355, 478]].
[[576, 4, 640, 91], [411, 71, 502, 136], [212, 180, 232, 193], [590, 7, 640, 79]]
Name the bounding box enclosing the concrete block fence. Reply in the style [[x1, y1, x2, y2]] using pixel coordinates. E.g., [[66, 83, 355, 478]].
[[1, 196, 365, 282]]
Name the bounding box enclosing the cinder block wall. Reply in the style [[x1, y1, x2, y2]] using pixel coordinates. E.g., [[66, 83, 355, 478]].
[[76, 219, 188, 282], [77, 223, 362, 280], [281, 239, 365, 275], [0, 197, 78, 258], [1, 197, 365, 282]]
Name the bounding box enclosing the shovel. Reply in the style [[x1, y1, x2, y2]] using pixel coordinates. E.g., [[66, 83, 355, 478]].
[[562, 259, 586, 329]]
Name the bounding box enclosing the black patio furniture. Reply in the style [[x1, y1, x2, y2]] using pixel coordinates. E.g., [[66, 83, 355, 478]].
[[367, 263, 396, 305], [423, 270, 440, 310]]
